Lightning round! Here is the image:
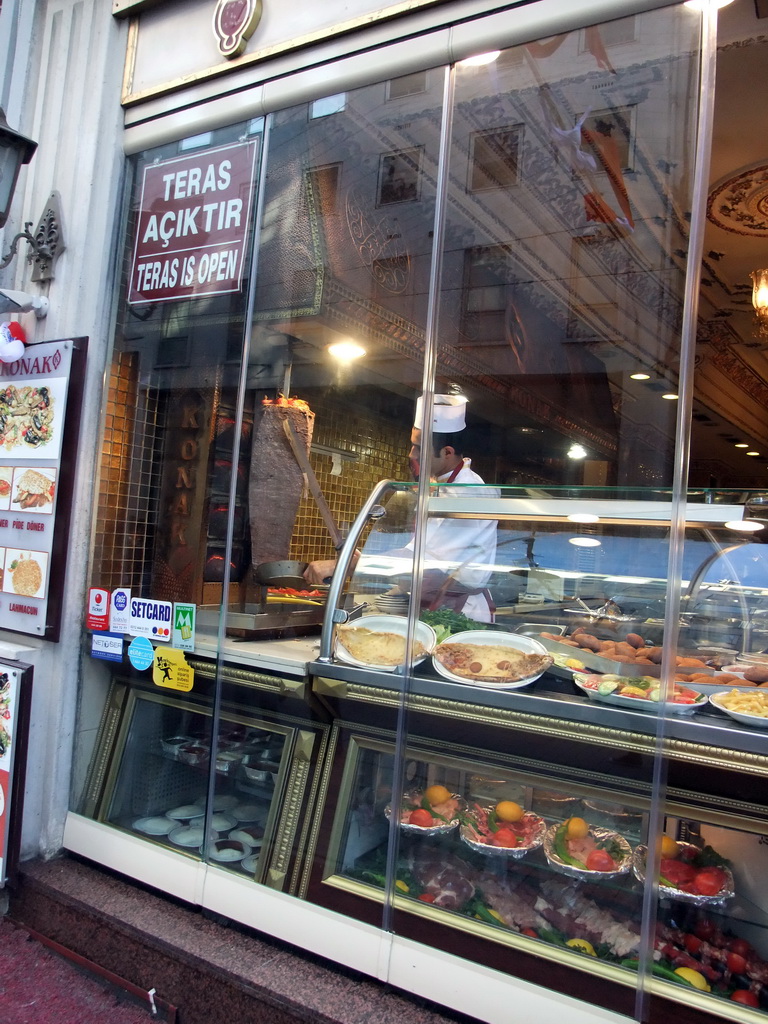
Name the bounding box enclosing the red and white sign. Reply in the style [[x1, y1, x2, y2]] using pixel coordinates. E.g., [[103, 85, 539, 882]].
[[128, 140, 259, 305], [0, 666, 22, 884], [86, 587, 110, 631]]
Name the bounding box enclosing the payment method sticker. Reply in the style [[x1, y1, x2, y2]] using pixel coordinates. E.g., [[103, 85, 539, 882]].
[[153, 647, 194, 692], [128, 597, 172, 641], [86, 588, 110, 631], [172, 603, 196, 651], [128, 635, 154, 671], [110, 587, 131, 633], [91, 631, 124, 662]]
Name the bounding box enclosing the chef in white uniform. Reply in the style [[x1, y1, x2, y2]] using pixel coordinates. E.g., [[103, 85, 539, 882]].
[[305, 395, 499, 622]]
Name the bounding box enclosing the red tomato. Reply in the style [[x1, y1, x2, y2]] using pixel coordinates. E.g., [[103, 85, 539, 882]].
[[684, 934, 702, 955], [661, 859, 696, 885], [492, 829, 518, 848], [409, 808, 433, 827], [521, 928, 538, 938], [694, 868, 726, 897], [417, 893, 436, 902], [585, 849, 615, 872], [727, 952, 748, 974], [731, 991, 760, 1007], [728, 938, 753, 958]]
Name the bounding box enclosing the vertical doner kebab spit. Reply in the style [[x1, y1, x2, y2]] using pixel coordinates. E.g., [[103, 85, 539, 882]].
[[248, 396, 315, 567]]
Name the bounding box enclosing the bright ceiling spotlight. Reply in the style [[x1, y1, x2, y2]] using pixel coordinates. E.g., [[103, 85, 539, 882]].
[[567, 443, 587, 460], [662, 393, 679, 400], [735, 443, 749, 448], [567, 513, 599, 524], [630, 372, 650, 380], [327, 340, 366, 361], [725, 520, 765, 532], [747, 451, 761, 457], [569, 537, 602, 548]]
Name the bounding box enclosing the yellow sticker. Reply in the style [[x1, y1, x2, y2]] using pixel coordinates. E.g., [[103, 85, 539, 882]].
[[153, 647, 194, 691]]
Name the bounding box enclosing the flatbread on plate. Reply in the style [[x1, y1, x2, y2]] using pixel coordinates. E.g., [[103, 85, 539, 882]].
[[337, 624, 427, 666], [435, 642, 552, 683]]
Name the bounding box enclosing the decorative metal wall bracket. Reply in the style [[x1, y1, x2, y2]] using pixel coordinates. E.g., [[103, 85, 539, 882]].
[[0, 191, 65, 282]]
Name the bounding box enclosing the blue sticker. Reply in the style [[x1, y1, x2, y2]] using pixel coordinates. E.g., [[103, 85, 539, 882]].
[[128, 635, 154, 671], [91, 631, 125, 662]]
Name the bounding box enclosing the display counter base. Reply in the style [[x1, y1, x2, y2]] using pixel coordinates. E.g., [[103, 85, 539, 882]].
[[8, 853, 480, 1024]]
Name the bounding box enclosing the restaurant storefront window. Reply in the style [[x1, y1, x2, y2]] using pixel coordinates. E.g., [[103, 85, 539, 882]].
[[68, 3, 768, 1021]]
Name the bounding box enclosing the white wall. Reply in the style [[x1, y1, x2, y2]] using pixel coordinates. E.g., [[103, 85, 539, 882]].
[[0, 0, 127, 859]]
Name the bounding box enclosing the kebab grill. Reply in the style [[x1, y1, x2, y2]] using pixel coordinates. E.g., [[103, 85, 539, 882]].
[[199, 396, 331, 640]]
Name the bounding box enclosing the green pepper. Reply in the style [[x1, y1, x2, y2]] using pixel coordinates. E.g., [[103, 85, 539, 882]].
[[472, 903, 502, 925], [620, 960, 696, 987], [553, 824, 585, 867]]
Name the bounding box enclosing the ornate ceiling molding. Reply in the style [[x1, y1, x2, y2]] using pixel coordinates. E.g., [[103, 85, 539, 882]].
[[707, 163, 768, 237]]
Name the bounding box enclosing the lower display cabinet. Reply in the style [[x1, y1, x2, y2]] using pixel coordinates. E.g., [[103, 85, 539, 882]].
[[78, 671, 330, 893]]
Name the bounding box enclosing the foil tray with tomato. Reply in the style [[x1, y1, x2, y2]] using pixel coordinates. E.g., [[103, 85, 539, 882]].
[[632, 842, 735, 904]]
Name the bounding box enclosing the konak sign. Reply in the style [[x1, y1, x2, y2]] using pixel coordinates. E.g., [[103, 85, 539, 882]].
[[128, 139, 259, 305]]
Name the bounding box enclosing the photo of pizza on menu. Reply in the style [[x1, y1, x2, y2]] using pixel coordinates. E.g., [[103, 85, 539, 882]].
[[1, 549, 48, 600]]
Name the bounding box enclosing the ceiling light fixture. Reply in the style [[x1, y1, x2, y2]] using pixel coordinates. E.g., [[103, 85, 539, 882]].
[[630, 372, 650, 380], [569, 537, 602, 548], [751, 269, 768, 339], [327, 340, 366, 361], [735, 443, 749, 448], [747, 451, 760, 457], [567, 513, 599, 524], [725, 520, 765, 533], [567, 443, 587, 460], [662, 393, 679, 400]]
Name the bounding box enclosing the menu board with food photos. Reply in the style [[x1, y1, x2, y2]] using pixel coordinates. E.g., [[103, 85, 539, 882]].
[[0, 661, 32, 886], [0, 338, 85, 639]]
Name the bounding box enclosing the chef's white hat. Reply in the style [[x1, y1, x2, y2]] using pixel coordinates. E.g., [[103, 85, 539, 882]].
[[414, 394, 468, 433]]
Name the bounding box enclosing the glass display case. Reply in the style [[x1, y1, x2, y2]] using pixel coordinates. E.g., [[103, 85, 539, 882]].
[[78, 662, 330, 893], [302, 481, 768, 1021]]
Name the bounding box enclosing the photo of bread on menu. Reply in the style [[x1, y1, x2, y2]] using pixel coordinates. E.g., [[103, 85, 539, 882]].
[[10, 467, 56, 513], [2, 548, 48, 599]]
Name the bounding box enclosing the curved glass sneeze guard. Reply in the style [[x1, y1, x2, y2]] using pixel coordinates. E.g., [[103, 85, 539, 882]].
[[319, 483, 768, 688]]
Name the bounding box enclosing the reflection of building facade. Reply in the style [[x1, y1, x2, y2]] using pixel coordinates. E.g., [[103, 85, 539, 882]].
[[4, 2, 768, 1023]]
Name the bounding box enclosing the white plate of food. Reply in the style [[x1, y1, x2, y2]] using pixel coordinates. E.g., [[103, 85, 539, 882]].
[[335, 615, 436, 671], [169, 825, 212, 847], [166, 803, 205, 821], [207, 838, 251, 863], [709, 689, 768, 728], [543, 818, 632, 879], [385, 784, 465, 835], [432, 631, 552, 689], [133, 816, 176, 836], [460, 800, 546, 858], [573, 674, 707, 714]]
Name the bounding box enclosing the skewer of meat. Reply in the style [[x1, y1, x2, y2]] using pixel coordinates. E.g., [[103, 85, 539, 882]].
[[248, 399, 314, 567]]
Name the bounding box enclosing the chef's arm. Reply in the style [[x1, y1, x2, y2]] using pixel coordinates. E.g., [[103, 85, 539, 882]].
[[304, 548, 361, 585]]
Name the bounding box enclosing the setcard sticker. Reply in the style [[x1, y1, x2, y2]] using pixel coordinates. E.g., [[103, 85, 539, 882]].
[[128, 635, 154, 672], [110, 588, 131, 633], [128, 597, 172, 641], [153, 648, 194, 692], [86, 588, 110, 631], [172, 603, 195, 651], [91, 632, 124, 662]]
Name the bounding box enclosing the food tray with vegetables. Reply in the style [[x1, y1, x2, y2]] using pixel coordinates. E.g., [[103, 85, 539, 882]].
[[573, 673, 707, 714], [385, 784, 465, 835], [543, 817, 632, 879], [459, 800, 546, 858], [632, 840, 734, 904]]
